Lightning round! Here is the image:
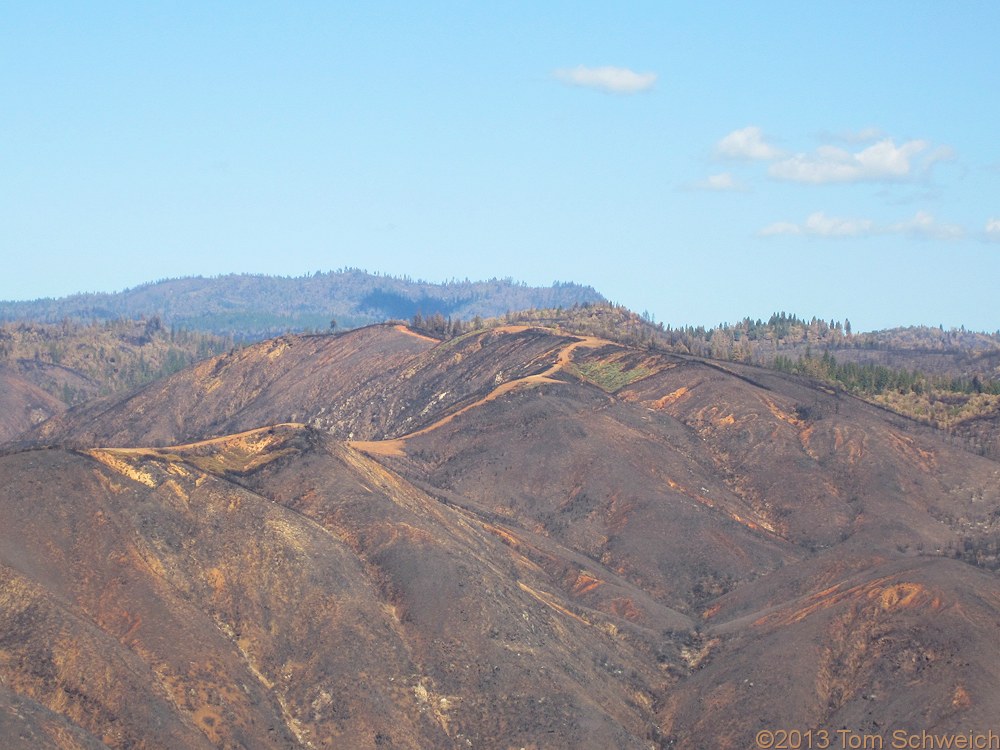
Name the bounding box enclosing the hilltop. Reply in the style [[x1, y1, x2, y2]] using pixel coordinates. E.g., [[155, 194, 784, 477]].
[[5, 300, 1000, 457], [471, 305, 1000, 459], [0, 270, 604, 340], [5, 319, 1000, 748]]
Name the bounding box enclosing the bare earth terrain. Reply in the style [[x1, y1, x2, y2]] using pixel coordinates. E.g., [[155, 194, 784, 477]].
[[2, 323, 999, 748]]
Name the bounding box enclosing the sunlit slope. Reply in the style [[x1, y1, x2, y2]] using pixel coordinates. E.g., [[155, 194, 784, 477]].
[[2, 426, 683, 748]]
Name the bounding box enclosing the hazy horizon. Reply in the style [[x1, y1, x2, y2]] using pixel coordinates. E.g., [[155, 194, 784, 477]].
[[3, 268, 998, 335], [3, 3, 998, 332]]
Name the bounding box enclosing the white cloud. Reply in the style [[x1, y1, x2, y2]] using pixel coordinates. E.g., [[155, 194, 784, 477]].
[[983, 218, 1000, 242], [922, 144, 956, 168], [759, 211, 963, 240], [690, 172, 746, 192], [715, 126, 783, 161], [769, 138, 933, 184], [889, 211, 964, 240], [758, 212, 874, 238], [553, 65, 657, 94]]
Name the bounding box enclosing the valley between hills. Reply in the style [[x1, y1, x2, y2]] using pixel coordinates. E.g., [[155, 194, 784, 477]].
[[2, 316, 1000, 748]]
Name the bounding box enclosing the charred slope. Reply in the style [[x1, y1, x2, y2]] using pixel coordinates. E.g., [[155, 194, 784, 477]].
[[0, 370, 66, 444], [345, 330, 1000, 745], [4, 324, 1000, 748], [1, 427, 680, 749], [660, 556, 1000, 746], [30, 325, 586, 448], [31, 324, 437, 447]]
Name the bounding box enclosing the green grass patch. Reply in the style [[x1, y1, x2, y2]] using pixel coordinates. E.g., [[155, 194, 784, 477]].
[[567, 359, 654, 392]]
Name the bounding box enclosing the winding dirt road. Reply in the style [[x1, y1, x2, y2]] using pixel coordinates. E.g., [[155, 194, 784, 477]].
[[350, 330, 610, 457]]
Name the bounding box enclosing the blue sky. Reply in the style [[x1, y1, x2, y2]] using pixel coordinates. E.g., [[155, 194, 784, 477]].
[[2, 2, 998, 331]]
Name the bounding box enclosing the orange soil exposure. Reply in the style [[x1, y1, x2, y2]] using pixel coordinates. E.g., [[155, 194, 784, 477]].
[[727, 512, 759, 532], [701, 602, 723, 620], [206, 567, 226, 596], [87, 424, 310, 487], [872, 582, 927, 610], [663, 471, 781, 537], [608, 597, 642, 621], [571, 572, 605, 597], [755, 577, 938, 628], [348, 438, 407, 457], [886, 430, 937, 473], [652, 386, 690, 410], [799, 425, 820, 460], [393, 324, 441, 344], [85, 450, 158, 487], [193, 706, 225, 743], [761, 396, 804, 428], [107, 423, 308, 453], [952, 684, 972, 709], [351, 330, 613, 457], [832, 426, 866, 464], [483, 523, 523, 550]]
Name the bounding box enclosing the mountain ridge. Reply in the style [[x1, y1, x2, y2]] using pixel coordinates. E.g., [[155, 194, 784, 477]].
[[3, 317, 1000, 748], [0, 270, 604, 340]]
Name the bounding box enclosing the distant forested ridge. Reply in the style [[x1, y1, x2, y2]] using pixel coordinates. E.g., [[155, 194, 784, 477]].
[[0, 270, 604, 340], [0, 318, 232, 406]]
